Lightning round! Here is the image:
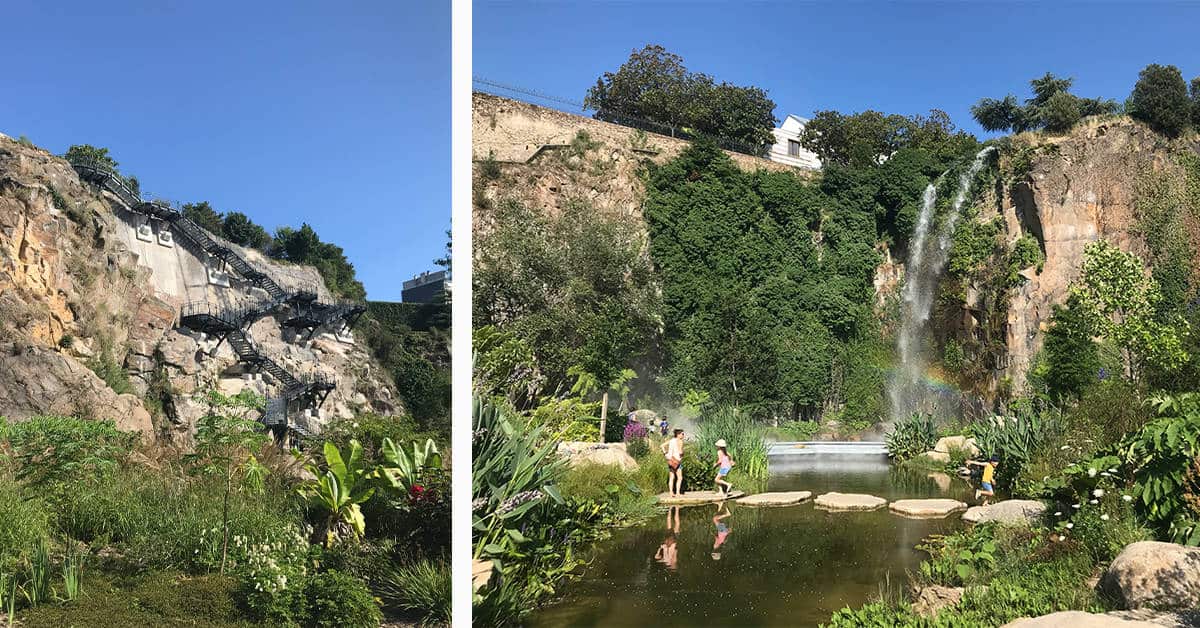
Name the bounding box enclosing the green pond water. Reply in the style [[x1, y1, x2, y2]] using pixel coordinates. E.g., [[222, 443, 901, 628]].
[[526, 455, 975, 627]]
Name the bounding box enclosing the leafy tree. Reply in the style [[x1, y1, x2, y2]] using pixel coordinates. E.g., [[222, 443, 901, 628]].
[[800, 109, 975, 169], [1040, 295, 1101, 401], [1128, 63, 1192, 138], [1191, 77, 1200, 127], [473, 198, 661, 407], [63, 144, 118, 170], [584, 44, 777, 154], [1070, 240, 1188, 380], [971, 72, 1116, 134], [222, 211, 272, 250], [184, 389, 270, 574], [270, 223, 366, 300], [182, 201, 225, 234], [1042, 91, 1083, 133]]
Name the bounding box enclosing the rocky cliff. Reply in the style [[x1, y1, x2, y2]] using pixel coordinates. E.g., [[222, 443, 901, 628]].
[[0, 134, 399, 441], [951, 117, 1200, 396]]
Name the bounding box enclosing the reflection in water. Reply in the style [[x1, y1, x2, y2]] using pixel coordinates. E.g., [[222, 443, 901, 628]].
[[527, 455, 974, 627]]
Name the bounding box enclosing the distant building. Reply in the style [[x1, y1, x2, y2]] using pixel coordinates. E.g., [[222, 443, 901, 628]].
[[768, 114, 822, 170], [402, 270, 447, 303]]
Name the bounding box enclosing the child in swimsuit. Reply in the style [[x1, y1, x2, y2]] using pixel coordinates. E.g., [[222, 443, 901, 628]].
[[713, 439, 735, 494]]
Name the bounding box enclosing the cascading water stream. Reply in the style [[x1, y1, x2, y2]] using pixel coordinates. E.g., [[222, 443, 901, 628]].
[[888, 146, 995, 422]]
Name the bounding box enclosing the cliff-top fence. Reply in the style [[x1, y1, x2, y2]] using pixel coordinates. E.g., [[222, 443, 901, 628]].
[[473, 79, 801, 175]]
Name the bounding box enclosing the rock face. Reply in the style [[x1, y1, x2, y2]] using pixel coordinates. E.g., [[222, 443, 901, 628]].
[[557, 441, 638, 470], [736, 491, 812, 506], [1101, 541, 1200, 611], [991, 119, 1191, 393], [889, 498, 968, 518], [912, 585, 963, 618], [963, 500, 1047, 525], [0, 135, 400, 439], [1002, 611, 1163, 627], [814, 492, 888, 511]]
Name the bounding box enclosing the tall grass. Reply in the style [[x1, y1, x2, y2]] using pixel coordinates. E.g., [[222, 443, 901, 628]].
[[378, 558, 451, 626], [694, 406, 769, 482]]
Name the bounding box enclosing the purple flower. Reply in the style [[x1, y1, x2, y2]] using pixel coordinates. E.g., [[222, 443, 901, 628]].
[[1097, 367, 1108, 381], [623, 422, 649, 440]]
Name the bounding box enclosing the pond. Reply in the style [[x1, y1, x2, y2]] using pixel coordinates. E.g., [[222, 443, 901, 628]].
[[526, 453, 975, 627]]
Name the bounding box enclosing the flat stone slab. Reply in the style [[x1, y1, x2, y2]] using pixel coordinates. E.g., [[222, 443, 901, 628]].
[[890, 498, 968, 518], [736, 491, 812, 506], [814, 492, 887, 511], [657, 490, 744, 505], [963, 499, 1047, 525], [1002, 611, 1163, 627]]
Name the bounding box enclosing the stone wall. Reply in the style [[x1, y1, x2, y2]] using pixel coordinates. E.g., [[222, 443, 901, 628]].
[[473, 92, 799, 174]]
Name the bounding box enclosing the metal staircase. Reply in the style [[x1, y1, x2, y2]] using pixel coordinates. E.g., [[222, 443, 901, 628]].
[[71, 157, 363, 440]]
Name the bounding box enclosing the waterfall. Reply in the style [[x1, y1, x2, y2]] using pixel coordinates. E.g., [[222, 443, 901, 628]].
[[887, 146, 995, 423]]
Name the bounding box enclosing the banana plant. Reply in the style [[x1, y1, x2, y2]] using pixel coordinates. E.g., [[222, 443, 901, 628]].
[[299, 439, 376, 547], [378, 438, 442, 494]]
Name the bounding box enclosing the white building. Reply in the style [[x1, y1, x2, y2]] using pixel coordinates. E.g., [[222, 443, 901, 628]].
[[768, 114, 822, 170]]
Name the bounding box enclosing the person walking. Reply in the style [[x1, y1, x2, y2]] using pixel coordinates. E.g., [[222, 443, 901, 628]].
[[661, 428, 685, 496], [713, 439, 735, 495]]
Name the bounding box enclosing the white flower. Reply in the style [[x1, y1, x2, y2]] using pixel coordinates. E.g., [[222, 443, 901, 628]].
[[1054, 511, 1062, 516], [1100, 514, 1109, 521], [1089, 499, 1099, 504], [1122, 495, 1133, 502], [1060, 445, 1071, 450], [1066, 523, 1074, 529], [1088, 468, 1097, 477], [1072, 503, 1081, 509], [1108, 468, 1117, 473], [1093, 488, 1105, 497]]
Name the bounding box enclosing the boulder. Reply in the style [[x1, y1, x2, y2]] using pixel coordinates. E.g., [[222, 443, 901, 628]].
[[736, 491, 812, 507], [658, 490, 744, 505], [922, 451, 951, 463], [1002, 611, 1162, 627], [927, 472, 952, 492], [963, 500, 1047, 525], [472, 559, 495, 592], [814, 492, 887, 511], [556, 441, 638, 470], [1100, 541, 1200, 611], [889, 498, 968, 518], [912, 585, 962, 618], [935, 435, 980, 456]]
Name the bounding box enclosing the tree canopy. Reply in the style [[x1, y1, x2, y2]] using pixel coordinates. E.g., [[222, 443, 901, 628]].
[[971, 72, 1118, 134], [584, 44, 778, 155], [799, 109, 976, 169], [1128, 64, 1193, 138]]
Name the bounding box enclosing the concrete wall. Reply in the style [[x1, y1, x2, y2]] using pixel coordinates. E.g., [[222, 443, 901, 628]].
[[473, 92, 801, 175]]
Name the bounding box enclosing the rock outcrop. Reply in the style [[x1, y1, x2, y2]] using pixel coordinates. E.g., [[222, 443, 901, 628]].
[[962, 499, 1047, 525], [912, 585, 963, 618], [556, 441, 639, 470], [0, 135, 400, 439], [1100, 541, 1200, 611], [1002, 611, 1163, 627]]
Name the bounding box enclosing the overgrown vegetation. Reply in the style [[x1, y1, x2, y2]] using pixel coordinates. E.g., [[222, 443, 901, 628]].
[[0, 390, 449, 626], [971, 72, 1119, 134]]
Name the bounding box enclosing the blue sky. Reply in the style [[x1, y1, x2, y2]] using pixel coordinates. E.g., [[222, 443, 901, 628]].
[[3, 1, 448, 302], [474, 1, 1200, 137]]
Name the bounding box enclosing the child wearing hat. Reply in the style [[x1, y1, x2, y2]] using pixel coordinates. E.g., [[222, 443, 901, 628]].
[[713, 439, 735, 495]]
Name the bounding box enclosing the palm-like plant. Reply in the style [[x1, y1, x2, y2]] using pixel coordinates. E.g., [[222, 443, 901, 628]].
[[300, 440, 376, 547]]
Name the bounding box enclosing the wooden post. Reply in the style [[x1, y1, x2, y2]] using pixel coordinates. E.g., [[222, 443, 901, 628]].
[[599, 390, 609, 443]]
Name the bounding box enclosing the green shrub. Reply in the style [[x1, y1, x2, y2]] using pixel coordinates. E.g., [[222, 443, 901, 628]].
[[885, 413, 937, 462], [378, 558, 451, 625], [17, 571, 244, 628], [694, 406, 769, 481], [1123, 393, 1200, 544], [303, 569, 382, 628], [970, 408, 1062, 490], [84, 341, 133, 396], [529, 397, 601, 442], [478, 150, 502, 180], [0, 416, 137, 490], [558, 462, 656, 522]]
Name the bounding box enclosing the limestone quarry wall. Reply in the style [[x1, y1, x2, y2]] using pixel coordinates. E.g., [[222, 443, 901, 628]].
[[0, 134, 398, 440]]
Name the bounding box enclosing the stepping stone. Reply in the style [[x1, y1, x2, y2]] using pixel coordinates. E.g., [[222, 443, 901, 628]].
[[1002, 611, 1162, 627], [736, 491, 812, 506], [657, 490, 745, 505], [814, 492, 887, 511], [962, 499, 1047, 525], [890, 498, 968, 518]]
